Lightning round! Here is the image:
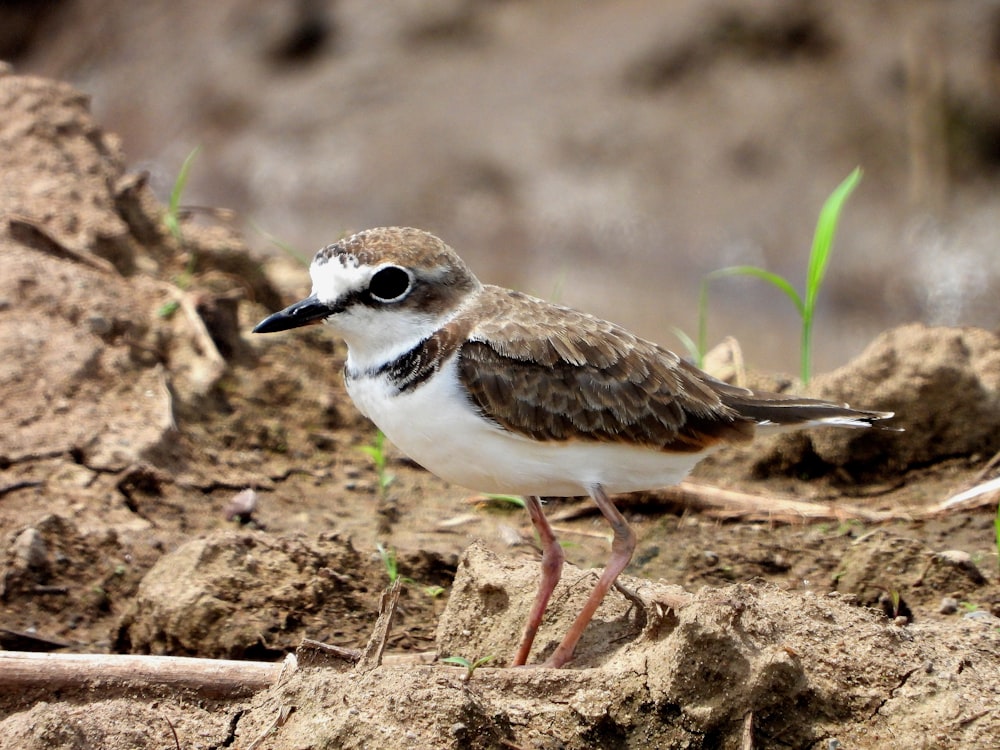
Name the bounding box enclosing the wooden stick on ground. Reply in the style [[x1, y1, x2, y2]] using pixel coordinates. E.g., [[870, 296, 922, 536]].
[[663, 481, 900, 523], [0, 580, 404, 699], [0, 652, 291, 698], [356, 577, 402, 673]]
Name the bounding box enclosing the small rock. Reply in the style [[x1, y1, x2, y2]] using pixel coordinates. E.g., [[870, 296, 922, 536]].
[[963, 610, 1000, 625], [937, 550, 973, 566], [224, 488, 258, 523], [86, 315, 112, 335], [939, 596, 959, 615], [13, 528, 47, 570]]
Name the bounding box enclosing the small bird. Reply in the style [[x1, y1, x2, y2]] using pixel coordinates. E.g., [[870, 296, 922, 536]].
[[254, 227, 892, 668]]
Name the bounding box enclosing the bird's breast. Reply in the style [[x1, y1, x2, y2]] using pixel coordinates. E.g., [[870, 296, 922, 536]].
[[344, 359, 705, 496]]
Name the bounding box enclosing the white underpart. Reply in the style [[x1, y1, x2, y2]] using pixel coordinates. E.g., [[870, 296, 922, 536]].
[[347, 357, 707, 497]]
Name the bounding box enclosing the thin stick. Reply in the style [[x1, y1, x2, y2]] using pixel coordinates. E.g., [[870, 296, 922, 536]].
[[665, 482, 898, 523], [0, 652, 287, 698], [549, 481, 899, 525], [356, 578, 402, 672]]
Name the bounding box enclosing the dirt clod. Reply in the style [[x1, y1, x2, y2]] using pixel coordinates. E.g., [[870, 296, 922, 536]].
[[116, 531, 380, 660]]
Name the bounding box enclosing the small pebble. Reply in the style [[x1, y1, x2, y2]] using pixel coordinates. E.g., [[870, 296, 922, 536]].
[[963, 610, 1000, 625], [224, 488, 258, 522], [937, 549, 972, 566], [939, 596, 959, 615], [13, 528, 47, 570], [86, 315, 112, 335]]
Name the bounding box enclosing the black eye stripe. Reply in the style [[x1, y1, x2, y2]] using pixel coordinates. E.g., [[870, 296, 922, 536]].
[[369, 266, 412, 302]]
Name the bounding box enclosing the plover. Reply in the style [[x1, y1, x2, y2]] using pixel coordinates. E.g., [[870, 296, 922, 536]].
[[254, 226, 892, 668]]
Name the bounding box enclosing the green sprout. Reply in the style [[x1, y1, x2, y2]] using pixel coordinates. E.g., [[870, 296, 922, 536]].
[[670, 326, 700, 363], [376, 542, 399, 584], [156, 300, 180, 319], [359, 430, 395, 498], [698, 168, 862, 383], [888, 589, 902, 618], [250, 220, 311, 267], [441, 654, 495, 681], [375, 545, 444, 596], [480, 493, 526, 509], [164, 146, 201, 245]]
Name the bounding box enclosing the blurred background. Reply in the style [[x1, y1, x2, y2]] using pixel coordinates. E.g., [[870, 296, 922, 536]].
[[4, 0, 1000, 374]]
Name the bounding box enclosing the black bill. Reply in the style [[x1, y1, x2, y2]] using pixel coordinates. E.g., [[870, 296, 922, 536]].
[[253, 294, 333, 333]]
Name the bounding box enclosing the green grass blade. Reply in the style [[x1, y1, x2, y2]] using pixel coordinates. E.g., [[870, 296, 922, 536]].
[[804, 168, 862, 315], [165, 146, 201, 243], [670, 326, 699, 362], [480, 493, 526, 509], [708, 266, 804, 315], [698, 265, 803, 366], [801, 167, 862, 382], [376, 543, 399, 583], [249, 220, 311, 266]]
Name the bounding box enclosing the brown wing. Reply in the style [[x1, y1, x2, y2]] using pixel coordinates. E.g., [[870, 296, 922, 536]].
[[456, 287, 756, 452]]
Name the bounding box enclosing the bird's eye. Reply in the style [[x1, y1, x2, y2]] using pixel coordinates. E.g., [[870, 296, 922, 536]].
[[368, 266, 412, 302]]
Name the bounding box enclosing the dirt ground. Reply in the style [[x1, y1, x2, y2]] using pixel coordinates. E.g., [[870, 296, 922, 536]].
[[2, 70, 1000, 749]]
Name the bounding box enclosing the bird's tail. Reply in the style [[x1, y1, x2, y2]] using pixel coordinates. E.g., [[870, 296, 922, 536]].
[[719, 388, 895, 430]]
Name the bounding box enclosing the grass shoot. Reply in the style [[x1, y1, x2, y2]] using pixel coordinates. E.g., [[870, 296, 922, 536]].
[[359, 430, 396, 499], [376, 542, 399, 583], [441, 654, 495, 681], [164, 146, 201, 245], [698, 167, 862, 383], [479, 493, 527, 509]]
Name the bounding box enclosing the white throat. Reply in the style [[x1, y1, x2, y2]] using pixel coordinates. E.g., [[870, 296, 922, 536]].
[[337, 307, 444, 373], [309, 253, 476, 372]]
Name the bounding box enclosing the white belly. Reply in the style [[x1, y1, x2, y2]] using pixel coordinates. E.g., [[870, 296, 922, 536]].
[[346, 360, 707, 497]]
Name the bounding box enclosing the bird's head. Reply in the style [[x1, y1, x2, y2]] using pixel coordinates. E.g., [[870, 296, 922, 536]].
[[253, 227, 481, 367]]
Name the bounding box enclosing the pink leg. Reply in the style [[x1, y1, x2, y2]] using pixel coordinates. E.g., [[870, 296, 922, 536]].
[[542, 485, 636, 668], [512, 495, 565, 666]]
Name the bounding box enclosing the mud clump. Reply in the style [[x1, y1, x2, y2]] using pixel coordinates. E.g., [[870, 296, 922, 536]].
[[116, 532, 380, 660], [835, 528, 990, 617], [706, 323, 1000, 484], [230, 543, 1000, 749]]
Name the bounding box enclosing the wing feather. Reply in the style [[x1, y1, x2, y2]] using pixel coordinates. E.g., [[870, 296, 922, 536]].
[[450, 287, 891, 450], [457, 287, 754, 452]]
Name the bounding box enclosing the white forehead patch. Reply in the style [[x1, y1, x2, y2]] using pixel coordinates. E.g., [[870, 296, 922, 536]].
[[310, 253, 370, 305]]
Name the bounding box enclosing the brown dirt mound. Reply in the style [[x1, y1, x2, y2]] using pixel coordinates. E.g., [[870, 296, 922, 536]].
[[230, 543, 1000, 749]]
